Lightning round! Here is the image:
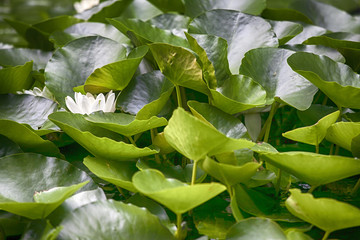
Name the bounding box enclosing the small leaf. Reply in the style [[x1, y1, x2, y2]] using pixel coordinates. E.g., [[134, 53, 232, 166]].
[[326, 122, 360, 152], [268, 20, 303, 45], [0, 48, 51, 71], [0, 61, 33, 94]]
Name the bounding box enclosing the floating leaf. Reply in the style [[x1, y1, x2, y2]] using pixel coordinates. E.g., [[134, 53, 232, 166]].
[[45, 36, 127, 107], [240, 48, 317, 110], [49, 112, 158, 160], [326, 122, 360, 152], [283, 110, 340, 146], [288, 52, 360, 109], [199, 156, 261, 187], [0, 48, 51, 70], [260, 151, 360, 187], [84, 156, 138, 192], [0, 94, 57, 130], [117, 71, 174, 120], [0, 61, 33, 94], [0, 153, 94, 219], [147, 0, 184, 13], [286, 189, 360, 233], [287, 23, 327, 45], [0, 135, 22, 158], [189, 9, 278, 74], [226, 217, 287, 240], [164, 108, 254, 161], [148, 13, 190, 34], [132, 169, 226, 214], [149, 43, 210, 95], [268, 20, 303, 45], [58, 200, 175, 239]]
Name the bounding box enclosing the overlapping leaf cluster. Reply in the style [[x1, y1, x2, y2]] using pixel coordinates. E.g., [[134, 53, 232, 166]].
[[1, 0, 360, 239]]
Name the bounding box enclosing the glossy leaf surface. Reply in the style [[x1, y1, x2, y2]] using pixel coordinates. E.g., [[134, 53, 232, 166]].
[[326, 122, 360, 152], [0, 61, 33, 94], [0, 48, 51, 70]]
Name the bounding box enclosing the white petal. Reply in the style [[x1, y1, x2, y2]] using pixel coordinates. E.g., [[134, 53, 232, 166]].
[[104, 91, 116, 112], [65, 96, 83, 114], [92, 93, 105, 113], [32, 87, 42, 96]]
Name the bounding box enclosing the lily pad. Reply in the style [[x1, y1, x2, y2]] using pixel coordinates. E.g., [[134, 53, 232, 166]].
[[84, 156, 138, 192], [149, 43, 210, 96], [164, 108, 254, 161], [259, 151, 360, 187], [45, 36, 127, 107], [268, 20, 303, 45], [58, 200, 175, 239], [326, 122, 360, 152], [0, 94, 57, 130], [147, 0, 184, 13], [189, 9, 278, 74], [147, 13, 190, 35], [199, 156, 261, 187], [117, 70, 174, 120], [286, 23, 327, 45], [240, 48, 317, 110], [0, 61, 33, 94], [0, 119, 61, 158], [282, 110, 340, 146], [288, 52, 360, 109], [188, 101, 248, 139], [0, 48, 51, 70], [226, 217, 287, 240], [0, 135, 23, 158], [132, 169, 226, 214], [286, 189, 360, 233], [85, 111, 167, 137], [49, 112, 158, 160], [0, 153, 95, 219]]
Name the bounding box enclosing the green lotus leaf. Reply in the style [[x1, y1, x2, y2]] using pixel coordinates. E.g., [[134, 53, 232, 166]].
[[351, 134, 360, 158], [244, 169, 276, 188], [188, 101, 248, 139], [45, 36, 127, 107], [259, 151, 360, 187], [0, 48, 51, 70], [0, 61, 33, 94], [58, 200, 175, 239], [75, 0, 132, 22], [132, 169, 226, 214], [153, 132, 175, 154], [268, 20, 303, 45], [149, 43, 210, 96], [164, 108, 254, 161], [286, 189, 360, 234], [117, 71, 174, 120], [286, 230, 313, 240], [199, 156, 261, 187], [226, 217, 287, 240], [147, 0, 184, 13], [281, 44, 345, 63], [326, 122, 360, 152], [85, 111, 167, 137], [80, 46, 149, 94], [0, 135, 22, 158], [148, 13, 190, 33], [49, 112, 158, 160], [240, 48, 318, 110], [84, 156, 138, 192], [288, 52, 360, 109], [184, 0, 266, 18], [282, 110, 340, 146], [0, 153, 95, 219], [210, 75, 267, 114], [120, 0, 162, 20], [189, 9, 278, 74], [5, 16, 82, 50], [0, 94, 57, 130], [262, 7, 312, 24], [0, 119, 61, 157], [297, 104, 338, 126], [233, 184, 300, 222], [286, 23, 327, 44], [107, 18, 189, 48], [50, 22, 130, 48]]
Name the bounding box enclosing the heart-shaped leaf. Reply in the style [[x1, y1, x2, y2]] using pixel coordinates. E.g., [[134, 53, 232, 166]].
[[45, 36, 127, 107], [260, 151, 360, 187], [164, 108, 254, 161], [117, 70, 174, 120], [283, 110, 340, 146], [0, 48, 51, 70], [49, 112, 158, 160], [0, 135, 23, 158], [0, 61, 33, 94], [326, 122, 360, 152], [189, 9, 278, 74], [0, 94, 57, 130], [286, 189, 360, 233], [84, 156, 138, 192], [199, 156, 261, 187], [58, 200, 175, 239], [132, 169, 226, 214], [0, 153, 95, 219], [286, 23, 327, 44], [149, 43, 210, 95], [226, 217, 287, 240], [240, 48, 318, 110], [268, 20, 303, 45], [148, 13, 190, 34]]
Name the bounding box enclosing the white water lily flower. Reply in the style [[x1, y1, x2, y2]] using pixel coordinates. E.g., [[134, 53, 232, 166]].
[[65, 91, 116, 115], [17, 86, 56, 101], [74, 0, 99, 13]]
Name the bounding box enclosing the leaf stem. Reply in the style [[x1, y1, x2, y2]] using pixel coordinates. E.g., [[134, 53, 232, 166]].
[[176, 213, 183, 240], [263, 102, 279, 143], [191, 160, 198, 185], [351, 177, 360, 196], [308, 185, 318, 193], [329, 144, 334, 155], [322, 231, 331, 240], [116, 186, 127, 200], [127, 136, 136, 146], [315, 144, 319, 154], [150, 129, 161, 164], [175, 85, 182, 108], [275, 169, 282, 196]]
